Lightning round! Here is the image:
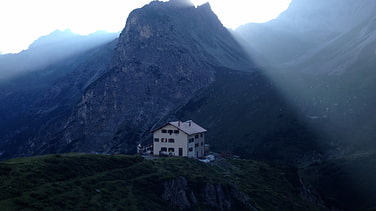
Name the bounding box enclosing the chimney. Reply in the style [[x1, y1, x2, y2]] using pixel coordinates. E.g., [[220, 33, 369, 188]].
[[178, 121, 180, 127]]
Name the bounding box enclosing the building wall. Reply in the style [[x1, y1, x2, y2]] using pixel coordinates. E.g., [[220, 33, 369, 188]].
[[153, 125, 188, 157], [187, 133, 205, 158]]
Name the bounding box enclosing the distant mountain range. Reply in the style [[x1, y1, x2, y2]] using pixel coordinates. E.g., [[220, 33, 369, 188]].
[[1, 0, 376, 209], [237, 0, 376, 153], [0, 30, 118, 80], [236, 0, 376, 67], [0, 30, 118, 159]]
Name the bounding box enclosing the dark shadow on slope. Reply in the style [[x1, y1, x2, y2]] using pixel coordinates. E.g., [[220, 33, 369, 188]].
[[175, 67, 328, 165], [301, 152, 376, 211], [0, 39, 117, 160]]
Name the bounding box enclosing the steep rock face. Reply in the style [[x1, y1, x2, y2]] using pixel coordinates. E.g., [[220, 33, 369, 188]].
[[113, 1, 252, 71], [299, 177, 326, 209], [162, 176, 255, 211], [27, 0, 253, 155], [162, 176, 196, 210]]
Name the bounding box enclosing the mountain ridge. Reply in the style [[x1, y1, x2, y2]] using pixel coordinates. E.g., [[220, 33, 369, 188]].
[[0, 30, 118, 80], [235, 0, 376, 151], [236, 0, 376, 67], [18, 0, 255, 157]]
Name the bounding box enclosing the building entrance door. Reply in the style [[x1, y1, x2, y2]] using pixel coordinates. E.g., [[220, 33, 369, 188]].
[[178, 148, 183, 156]]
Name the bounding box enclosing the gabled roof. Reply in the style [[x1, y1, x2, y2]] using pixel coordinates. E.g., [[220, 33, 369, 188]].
[[169, 121, 207, 135], [152, 120, 207, 135]]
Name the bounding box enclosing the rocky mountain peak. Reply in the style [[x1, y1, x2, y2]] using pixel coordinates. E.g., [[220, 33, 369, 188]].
[[18, 0, 252, 155], [114, 0, 250, 70], [166, 0, 195, 7]]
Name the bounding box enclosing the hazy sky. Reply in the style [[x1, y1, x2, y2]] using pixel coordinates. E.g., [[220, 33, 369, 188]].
[[0, 0, 291, 54]]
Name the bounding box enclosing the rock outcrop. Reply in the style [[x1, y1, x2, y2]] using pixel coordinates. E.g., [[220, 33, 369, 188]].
[[299, 177, 326, 209], [162, 176, 256, 211], [162, 176, 195, 210]]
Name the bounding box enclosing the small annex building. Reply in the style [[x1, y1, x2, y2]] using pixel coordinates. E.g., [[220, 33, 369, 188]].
[[152, 120, 206, 159]]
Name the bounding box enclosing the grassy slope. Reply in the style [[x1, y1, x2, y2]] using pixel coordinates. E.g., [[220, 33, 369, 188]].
[[0, 154, 319, 210]]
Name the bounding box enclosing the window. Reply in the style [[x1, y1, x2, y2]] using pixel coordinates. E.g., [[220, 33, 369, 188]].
[[201, 142, 204, 146], [200, 133, 204, 138], [195, 135, 199, 139], [154, 138, 159, 142], [161, 138, 167, 143], [174, 130, 179, 134], [188, 147, 193, 152], [168, 130, 173, 135], [161, 147, 167, 151], [161, 129, 167, 133], [168, 138, 175, 143], [189, 138, 194, 143], [195, 143, 199, 148], [168, 148, 175, 152]]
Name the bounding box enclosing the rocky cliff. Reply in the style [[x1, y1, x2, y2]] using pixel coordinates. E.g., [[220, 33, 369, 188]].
[[162, 176, 256, 211], [19, 0, 253, 156]]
